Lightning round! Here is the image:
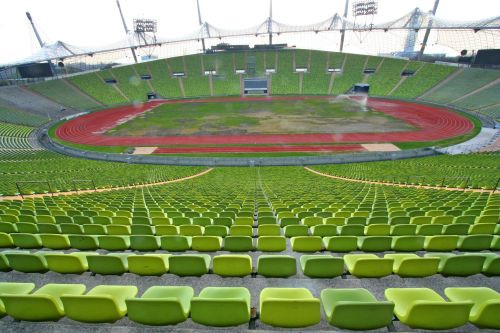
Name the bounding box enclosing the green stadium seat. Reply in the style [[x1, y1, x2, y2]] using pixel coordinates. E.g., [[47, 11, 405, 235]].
[[310, 224, 337, 236], [37, 223, 60, 234], [258, 216, 276, 225], [0, 222, 17, 233], [131, 225, 154, 235], [191, 287, 251, 326], [0, 232, 13, 248], [416, 224, 443, 236], [280, 217, 300, 227], [130, 235, 160, 251], [87, 253, 129, 275], [481, 253, 500, 275], [424, 235, 458, 251], [357, 236, 391, 251], [1, 283, 86, 321], [234, 217, 253, 226], [442, 223, 469, 235], [192, 236, 222, 251], [284, 225, 309, 237], [40, 234, 70, 249], [476, 215, 499, 224], [257, 255, 296, 277], [223, 236, 253, 251], [324, 217, 345, 226], [230, 225, 253, 236], [455, 215, 476, 224], [127, 254, 170, 276], [204, 225, 229, 237], [98, 235, 130, 250], [425, 253, 486, 276], [5, 251, 50, 273], [258, 224, 281, 236], [338, 225, 364, 236], [213, 217, 233, 227], [445, 287, 500, 329], [390, 224, 417, 235], [192, 217, 212, 226], [290, 236, 322, 252], [160, 235, 192, 251], [0, 282, 35, 316], [106, 225, 131, 235], [169, 254, 210, 276], [302, 217, 323, 227], [16, 222, 39, 233], [321, 288, 394, 330], [155, 225, 179, 235], [469, 223, 496, 235], [385, 288, 473, 329], [256, 236, 286, 252], [389, 216, 410, 225], [179, 224, 203, 236], [300, 255, 344, 278], [432, 215, 454, 225], [60, 223, 83, 234], [61, 285, 138, 323], [83, 224, 107, 235], [11, 233, 42, 249], [384, 253, 439, 277], [458, 235, 493, 251], [259, 288, 320, 328], [45, 252, 93, 274], [213, 254, 252, 277], [344, 254, 393, 277], [126, 286, 194, 325], [323, 236, 357, 252], [68, 235, 99, 250], [391, 235, 425, 251], [364, 224, 390, 236]]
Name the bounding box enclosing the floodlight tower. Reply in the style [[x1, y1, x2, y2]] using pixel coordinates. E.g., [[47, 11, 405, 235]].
[[419, 0, 440, 59], [350, 0, 378, 48], [116, 0, 138, 63]]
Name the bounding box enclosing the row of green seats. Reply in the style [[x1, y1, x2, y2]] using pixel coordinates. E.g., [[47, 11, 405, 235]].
[[0, 282, 498, 329], [2, 250, 498, 278]]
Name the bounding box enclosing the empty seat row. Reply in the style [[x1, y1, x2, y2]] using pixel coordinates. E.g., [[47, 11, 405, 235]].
[[0, 283, 498, 329], [1, 251, 498, 277], [2, 232, 499, 252]]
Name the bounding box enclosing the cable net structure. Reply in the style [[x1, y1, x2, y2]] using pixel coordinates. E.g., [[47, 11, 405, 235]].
[[1, 8, 499, 74]]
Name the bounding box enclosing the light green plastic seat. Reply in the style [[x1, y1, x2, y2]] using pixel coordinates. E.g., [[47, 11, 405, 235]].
[[155, 225, 179, 235], [321, 288, 394, 330], [87, 253, 130, 275], [469, 223, 496, 235], [127, 254, 170, 276], [160, 235, 192, 251], [390, 224, 417, 235], [130, 235, 160, 251], [11, 233, 42, 249], [223, 236, 253, 251], [302, 217, 323, 227], [213, 254, 252, 277], [445, 287, 500, 329], [324, 217, 345, 226], [481, 253, 500, 276], [364, 224, 390, 236], [169, 254, 210, 276], [83, 224, 106, 235], [416, 224, 443, 236], [179, 224, 204, 236], [280, 217, 300, 227], [424, 235, 458, 251], [0, 232, 13, 248], [234, 217, 253, 226], [171, 217, 191, 226], [68, 235, 99, 250], [455, 215, 477, 224], [106, 225, 131, 235], [37, 223, 61, 234], [391, 235, 425, 251], [45, 252, 93, 274], [344, 254, 393, 277], [256, 236, 286, 252], [424, 253, 486, 276], [259, 288, 320, 328], [258, 216, 276, 225], [230, 225, 253, 237], [126, 286, 193, 325], [60, 223, 83, 235], [204, 225, 229, 237], [5, 251, 51, 273], [258, 224, 281, 236], [357, 236, 392, 251], [191, 287, 251, 327], [61, 285, 138, 323], [257, 255, 296, 277], [385, 288, 473, 330], [476, 215, 499, 224], [98, 235, 130, 250], [1, 283, 85, 321], [40, 234, 70, 250], [443, 223, 469, 235], [284, 225, 308, 237], [323, 236, 357, 252], [0, 282, 35, 316], [310, 224, 337, 237], [384, 253, 439, 277], [192, 217, 212, 226], [192, 236, 222, 251], [290, 236, 322, 252], [458, 235, 493, 251], [300, 255, 343, 278]]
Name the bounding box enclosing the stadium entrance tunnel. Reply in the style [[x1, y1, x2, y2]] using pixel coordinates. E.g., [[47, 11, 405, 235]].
[[244, 78, 268, 95]]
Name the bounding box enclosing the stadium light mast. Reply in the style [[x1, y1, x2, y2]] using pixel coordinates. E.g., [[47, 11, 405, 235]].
[[419, 0, 440, 59], [267, 0, 273, 45], [25, 12, 45, 47], [339, 0, 349, 52], [116, 0, 138, 63], [196, 0, 206, 52]]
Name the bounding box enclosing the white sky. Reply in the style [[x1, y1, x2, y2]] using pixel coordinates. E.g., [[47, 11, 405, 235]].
[[1, 0, 499, 64]]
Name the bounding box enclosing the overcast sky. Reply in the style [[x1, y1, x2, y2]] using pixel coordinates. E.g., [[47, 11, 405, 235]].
[[1, 0, 499, 64]]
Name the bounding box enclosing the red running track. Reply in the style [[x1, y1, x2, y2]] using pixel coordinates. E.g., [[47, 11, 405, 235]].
[[153, 144, 366, 154], [56, 96, 474, 148]]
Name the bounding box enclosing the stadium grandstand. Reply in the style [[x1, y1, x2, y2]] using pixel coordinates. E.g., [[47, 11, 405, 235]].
[[0, 0, 499, 332]]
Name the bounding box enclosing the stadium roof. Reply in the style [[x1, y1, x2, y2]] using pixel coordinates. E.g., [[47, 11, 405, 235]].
[[2, 8, 499, 67]]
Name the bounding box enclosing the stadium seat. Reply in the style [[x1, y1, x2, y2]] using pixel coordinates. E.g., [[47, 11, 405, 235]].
[[169, 254, 210, 276], [223, 236, 253, 251], [391, 235, 425, 251], [357, 236, 392, 251], [323, 236, 357, 252], [87, 253, 129, 275], [424, 235, 458, 251], [310, 224, 337, 236], [61, 285, 138, 323], [321, 288, 394, 330], [126, 286, 194, 325], [11, 233, 42, 249], [390, 224, 416, 235], [230, 225, 253, 236], [0, 232, 13, 248], [98, 235, 130, 250], [204, 225, 229, 237], [155, 225, 179, 235], [481, 253, 500, 275], [364, 224, 390, 236], [130, 235, 160, 251], [179, 224, 203, 236], [191, 287, 251, 326], [384, 253, 439, 277], [40, 234, 70, 249], [191, 236, 222, 251], [259, 288, 320, 327], [425, 253, 486, 276], [1, 283, 86, 321], [458, 235, 493, 251], [5, 251, 50, 273], [290, 236, 322, 252], [160, 235, 192, 251], [128, 254, 170, 276], [0, 282, 35, 316], [344, 254, 393, 277], [213, 254, 252, 277], [234, 217, 253, 226], [385, 288, 473, 329], [256, 236, 286, 252], [68, 235, 99, 250], [469, 223, 496, 235], [45, 252, 93, 274], [257, 255, 296, 277], [284, 225, 308, 237], [300, 255, 344, 278], [258, 224, 281, 236], [445, 287, 500, 329]]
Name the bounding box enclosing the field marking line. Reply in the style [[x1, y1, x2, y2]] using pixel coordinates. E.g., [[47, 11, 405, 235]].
[[304, 166, 498, 193], [0, 168, 214, 201]]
